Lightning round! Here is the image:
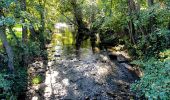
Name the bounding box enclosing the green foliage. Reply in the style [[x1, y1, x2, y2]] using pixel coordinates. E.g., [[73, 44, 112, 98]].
[[131, 58, 170, 99], [124, 2, 170, 59], [25, 41, 42, 57], [0, 68, 27, 99], [159, 49, 170, 61], [127, 29, 170, 59], [0, 74, 13, 95], [0, 0, 53, 99], [0, 17, 15, 26], [1, 0, 170, 99], [11, 41, 43, 67], [32, 75, 42, 85]]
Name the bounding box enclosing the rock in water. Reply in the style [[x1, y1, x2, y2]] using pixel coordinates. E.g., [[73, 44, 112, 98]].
[[54, 55, 61, 57], [99, 55, 109, 63], [134, 67, 144, 78], [117, 54, 128, 63], [108, 54, 117, 60]]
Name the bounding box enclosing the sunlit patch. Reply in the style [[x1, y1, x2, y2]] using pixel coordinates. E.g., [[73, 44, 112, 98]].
[[59, 88, 68, 96], [32, 96, 38, 100], [53, 83, 68, 97], [52, 71, 59, 77], [45, 74, 51, 84], [62, 78, 70, 86], [55, 23, 68, 29], [97, 66, 110, 76], [44, 87, 52, 93], [55, 45, 62, 50], [48, 61, 54, 66], [13, 27, 22, 32], [44, 87, 52, 98], [45, 70, 59, 84], [29, 61, 43, 68]]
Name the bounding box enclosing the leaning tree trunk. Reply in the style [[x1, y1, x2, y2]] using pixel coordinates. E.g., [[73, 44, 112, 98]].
[[0, 27, 14, 72], [0, 8, 14, 72]]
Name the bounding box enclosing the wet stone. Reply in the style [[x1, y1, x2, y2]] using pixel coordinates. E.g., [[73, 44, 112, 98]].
[[54, 55, 61, 57]]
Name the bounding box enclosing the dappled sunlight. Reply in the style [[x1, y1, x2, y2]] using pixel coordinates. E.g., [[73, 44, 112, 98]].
[[45, 70, 59, 84], [107, 45, 131, 60], [1, 0, 168, 99], [13, 27, 22, 32], [40, 24, 139, 99], [32, 96, 38, 100], [62, 78, 70, 86], [55, 23, 68, 29], [97, 66, 110, 76]]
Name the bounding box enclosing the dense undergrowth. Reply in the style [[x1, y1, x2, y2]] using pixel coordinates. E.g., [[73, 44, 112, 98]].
[[0, 40, 46, 99], [127, 24, 170, 99], [131, 58, 170, 99], [91, 1, 170, 99], [0, 68, 27, 99]]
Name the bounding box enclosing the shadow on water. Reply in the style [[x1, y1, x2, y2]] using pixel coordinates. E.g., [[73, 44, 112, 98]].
[[46, 46, 117, 99], [42, 23, 139, 99]]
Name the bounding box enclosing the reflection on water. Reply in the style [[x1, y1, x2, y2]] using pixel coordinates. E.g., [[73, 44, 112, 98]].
[[48, 24, 92, 60], [44, 23, 138, 99]]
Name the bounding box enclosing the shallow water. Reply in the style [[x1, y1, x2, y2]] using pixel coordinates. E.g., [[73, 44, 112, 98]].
[[42, 29, 137, 99]]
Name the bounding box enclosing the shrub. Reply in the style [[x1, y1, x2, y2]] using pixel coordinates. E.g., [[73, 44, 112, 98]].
[[131, 58, 170, 99], [127, 29, 170, 59], [0, 68, 27, 99]]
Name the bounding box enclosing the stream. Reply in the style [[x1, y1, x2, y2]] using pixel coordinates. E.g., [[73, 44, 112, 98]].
[[29, 24, 138, 100]]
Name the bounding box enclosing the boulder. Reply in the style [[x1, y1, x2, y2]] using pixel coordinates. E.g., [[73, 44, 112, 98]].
[[121, 63, 144, 78]]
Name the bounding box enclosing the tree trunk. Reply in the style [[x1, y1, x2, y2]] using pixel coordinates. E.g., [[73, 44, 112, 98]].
[[70, 0, 90, 51], [110, 0, 113, 16], [39, 7, 45, 49], [128, 20, 136, 44], [127, 0, 136, 44], [20, 0, 28, 43], [148, 0, 154, 7], [29, 24, 37, 41], [0, 8, 14, 72], [90, 29, 97, 53], [8, 26, 20, 45], [38, 0, 46, 49], [168, 21, 170, 30], [19, 0, 29, 66], [90, 0, 97, 53], [148, 0, 155, 33], [0, 28, 14, 72]]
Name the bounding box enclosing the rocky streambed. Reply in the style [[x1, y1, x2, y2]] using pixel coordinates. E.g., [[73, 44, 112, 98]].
[[39, 44, 138, 100], [26, 31, 141, 99]]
